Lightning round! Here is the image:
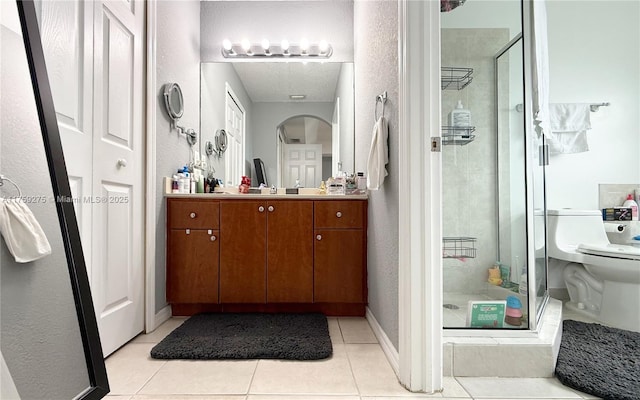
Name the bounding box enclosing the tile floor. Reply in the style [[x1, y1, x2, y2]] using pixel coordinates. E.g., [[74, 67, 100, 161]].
[[105, 314, 599, 400]]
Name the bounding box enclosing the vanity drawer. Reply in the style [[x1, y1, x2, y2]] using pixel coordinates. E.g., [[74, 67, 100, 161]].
[[314, 201, 364, 229], [168, 200, 219, 229]]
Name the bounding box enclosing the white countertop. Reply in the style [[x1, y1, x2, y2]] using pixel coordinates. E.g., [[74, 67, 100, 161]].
[[164, 192, 368, 200]]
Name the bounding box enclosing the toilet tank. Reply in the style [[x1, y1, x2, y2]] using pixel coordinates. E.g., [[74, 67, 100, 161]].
[[548, 209, 609, 250]]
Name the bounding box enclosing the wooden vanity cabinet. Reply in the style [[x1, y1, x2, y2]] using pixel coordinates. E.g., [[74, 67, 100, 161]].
[[219, 200, 313, 303], [266, 201, 313, 303], [219, 201, 267, 303], [166, 200, 220, 303], [166, 196, 366, 315], [313, 201, 367, 303]]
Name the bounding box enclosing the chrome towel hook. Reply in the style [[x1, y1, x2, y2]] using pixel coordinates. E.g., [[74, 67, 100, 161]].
[[374, 91, 388, 122]]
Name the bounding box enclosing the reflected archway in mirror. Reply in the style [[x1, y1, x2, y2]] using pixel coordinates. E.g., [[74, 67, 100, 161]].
[[276, 115, 332, 188]]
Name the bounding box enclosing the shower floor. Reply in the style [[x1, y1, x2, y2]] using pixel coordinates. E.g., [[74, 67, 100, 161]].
[[444, 285, 528, 328]]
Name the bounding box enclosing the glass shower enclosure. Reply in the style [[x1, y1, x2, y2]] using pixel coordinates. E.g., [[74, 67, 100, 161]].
[[441, 0, 549, 330]]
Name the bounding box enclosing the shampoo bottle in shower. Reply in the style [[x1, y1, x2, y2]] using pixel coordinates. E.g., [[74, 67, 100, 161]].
[[449, 100, 471, 127], [518, 260, 528, 295]]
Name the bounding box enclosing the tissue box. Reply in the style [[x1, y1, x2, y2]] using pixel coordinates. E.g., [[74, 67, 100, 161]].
[[602, 207, 633, 221]]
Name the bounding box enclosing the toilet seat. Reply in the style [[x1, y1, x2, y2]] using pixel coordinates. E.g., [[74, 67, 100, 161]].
[[577, 243, 640, 261]]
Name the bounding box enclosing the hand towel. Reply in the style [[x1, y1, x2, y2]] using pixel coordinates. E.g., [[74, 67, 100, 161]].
[[548, 103, 591, 154], [0, 198, 52, 263], [366, 116, 389, 190]]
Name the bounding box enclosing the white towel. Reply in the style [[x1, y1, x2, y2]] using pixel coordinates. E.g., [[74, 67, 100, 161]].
[[0, 198, 51, 263], [548, 103, 591, 154], [366, 116, 389, 190], [531, 0, 551, 141]]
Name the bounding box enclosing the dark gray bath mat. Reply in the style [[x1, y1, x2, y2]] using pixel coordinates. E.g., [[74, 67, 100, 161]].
[[555, 320, 640, 400], [150, 312, 332, 360]]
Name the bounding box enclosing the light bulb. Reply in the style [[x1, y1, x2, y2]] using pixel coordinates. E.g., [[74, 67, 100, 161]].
[[319, 40, 329, 53], [241, 39, 251, 53], [261, 39, 270, 51], [300, 38, 309, 52], [281, 39, 290, 52], [223, 39, 233, 51]]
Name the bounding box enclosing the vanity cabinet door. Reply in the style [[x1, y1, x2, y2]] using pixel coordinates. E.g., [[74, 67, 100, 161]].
[[314, 229, 365, 303], [167, 228, 219, 303], [219, 201, 267, 303], [266, 201, 313, 302]]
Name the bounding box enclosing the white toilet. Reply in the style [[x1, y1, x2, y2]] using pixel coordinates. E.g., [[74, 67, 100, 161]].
[[547, 209, 640, 332]]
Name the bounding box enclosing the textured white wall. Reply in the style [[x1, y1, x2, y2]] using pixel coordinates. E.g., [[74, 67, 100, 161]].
[[354, 0, 399, 350], [155, 0, 201, 312], [1, 23, 90, 399], [545, 0, 640, 210], [200, 0, 354, 62]]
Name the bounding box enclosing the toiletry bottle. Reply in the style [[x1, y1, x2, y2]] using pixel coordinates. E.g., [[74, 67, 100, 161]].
[[449, 100, 471, 127], [177, 169, 185, 193], [182, 166, 190, 194], [622, 194, 638, 221], [518, 262, 528, 295], [171, 175, 179, 194], [356, 172, 366, 193]]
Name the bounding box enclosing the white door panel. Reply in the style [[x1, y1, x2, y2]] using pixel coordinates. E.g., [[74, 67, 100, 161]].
[[92, 0, 144, 356], [284, 144, 322, 188], [36, 0, 94, 280], [224, 86, 246, 187]]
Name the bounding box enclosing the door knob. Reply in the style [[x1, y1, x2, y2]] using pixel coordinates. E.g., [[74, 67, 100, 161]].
[[258, 206, 265, 213], [316, 234, 322, 241], [268, 205, 274, 212], [336, 211, 342, 218], [117, 159, 127, 168]]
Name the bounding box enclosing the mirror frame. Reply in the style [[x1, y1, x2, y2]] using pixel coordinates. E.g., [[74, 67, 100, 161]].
[[163, 82, 184, 121], [17, 1, 109, 398]]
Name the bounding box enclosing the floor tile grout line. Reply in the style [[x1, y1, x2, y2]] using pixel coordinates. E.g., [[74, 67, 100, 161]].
[[132, 358, 168, 396], [343, 342, 364, 398], [245, 358, 261, 396]]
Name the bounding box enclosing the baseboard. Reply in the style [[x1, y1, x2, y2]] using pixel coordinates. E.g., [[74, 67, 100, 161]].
[[366, 307, 399, 375], [150, 305, 171, 333]]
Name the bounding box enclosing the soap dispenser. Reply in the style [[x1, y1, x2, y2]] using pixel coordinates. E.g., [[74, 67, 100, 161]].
[[449, 100, 471, 127]]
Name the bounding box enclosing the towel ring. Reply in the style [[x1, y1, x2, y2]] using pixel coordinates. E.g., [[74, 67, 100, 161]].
[[0, 175, 23, 198], [374, 91, 388, 122]]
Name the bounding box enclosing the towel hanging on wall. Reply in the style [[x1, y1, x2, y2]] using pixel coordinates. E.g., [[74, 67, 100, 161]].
[[367, 116, 389, 190], [548, 103, 592, 154], [0, 198, 51, 263]]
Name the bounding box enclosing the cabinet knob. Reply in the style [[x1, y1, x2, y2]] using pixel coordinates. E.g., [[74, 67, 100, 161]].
[[316, 234, 322, 241], [336, 211, 342, 218], [210, 235, 217, 242], [190, 212, 197, 219], [117, 158, 127, 168], [268, 205, 274, 212], [258, 206, 265, 213]]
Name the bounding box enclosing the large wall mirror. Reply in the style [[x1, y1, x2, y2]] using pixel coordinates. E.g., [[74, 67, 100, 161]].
[[1, 1, 108, 398], [200, 62, 355, 189]]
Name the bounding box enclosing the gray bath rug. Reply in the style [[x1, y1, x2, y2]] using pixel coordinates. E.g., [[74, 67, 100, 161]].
[[150, 312, 332, 360], [555, 320, 640, 400]]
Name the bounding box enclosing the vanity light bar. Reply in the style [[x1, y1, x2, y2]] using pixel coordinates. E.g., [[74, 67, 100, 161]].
[[221, 40, 333, 58]]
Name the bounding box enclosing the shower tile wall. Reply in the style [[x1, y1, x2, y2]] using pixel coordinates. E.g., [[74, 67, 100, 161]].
[[442, 28, 509, 296]]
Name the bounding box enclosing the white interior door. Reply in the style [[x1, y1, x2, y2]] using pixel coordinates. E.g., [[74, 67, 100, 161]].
[[224, 85, 246, 187], [92, 0, 145, 356], [283, 144, 323, 188], [36, 0, 94, 279]]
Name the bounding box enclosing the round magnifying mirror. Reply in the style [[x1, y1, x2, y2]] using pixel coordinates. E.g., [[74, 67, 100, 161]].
[[163, 83, 184, 121]]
